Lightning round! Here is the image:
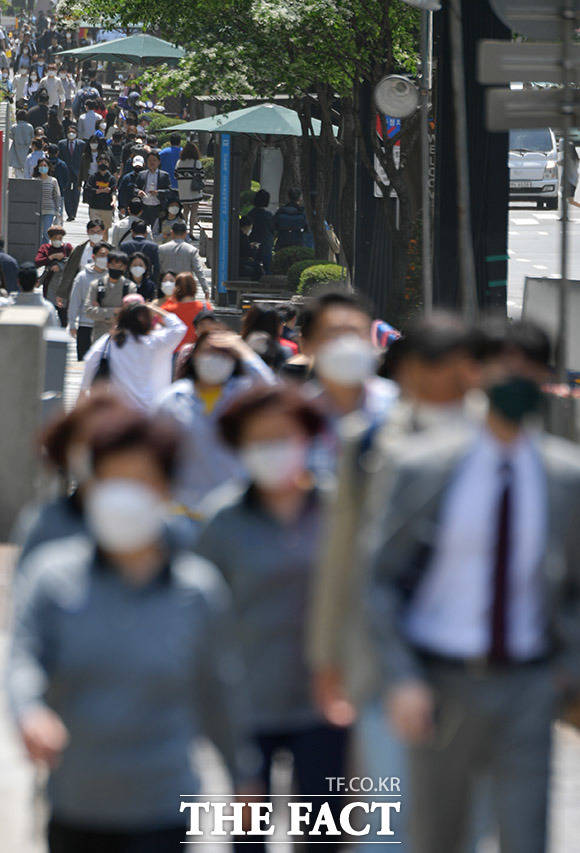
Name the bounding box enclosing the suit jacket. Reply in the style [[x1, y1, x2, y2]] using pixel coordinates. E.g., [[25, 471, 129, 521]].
[[57, 240, 90, 302], [367, 425, 580, 689], [119, 236, 160, 284], [58, 138, 85, 179], [134, 169, 171, 207]]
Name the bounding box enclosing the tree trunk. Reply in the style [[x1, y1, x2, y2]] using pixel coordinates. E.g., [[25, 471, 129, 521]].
[[278, 137, 302, 205]]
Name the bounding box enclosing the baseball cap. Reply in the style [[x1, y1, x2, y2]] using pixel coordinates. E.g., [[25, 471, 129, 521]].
[[132, 155, 145, 167]]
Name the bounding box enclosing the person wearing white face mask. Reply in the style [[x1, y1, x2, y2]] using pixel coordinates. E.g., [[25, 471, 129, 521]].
[[39, 63, 65, 111], [196, 385, 351, 845], [127, 251, 156, 301], [299, 291, 398, 481], [157, 329, 275, 531], [7, 407, 259, 851], [67, 242, 111, 360], [159, 271, 212, 351], [56, 218, 106, 312]]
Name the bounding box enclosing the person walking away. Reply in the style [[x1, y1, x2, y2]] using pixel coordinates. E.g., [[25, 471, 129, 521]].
[[77, 98, 99, 141], [111, 197, 152, 247], [117, 155, 145, 216], [273, 187, 307, 249], [46, 144, 68, 223], [247, 189, 275, 273], [82, 302, 186, 410], [158, 222, 209, 299], [57, 122, 84, 221], [120, 218, 160, 284], [57, 218, 105, 312], [11, 261, 58, 325], [159, 133, 182, 190], [85, 249, 136, 341], [34, 224, 72, 323], [6, 407, 258, 852], [174, 140, 204, 236], [9, 109, 33, 177], [127, 252, 156, 301], [160, 271, 211, 351], [44, 108, 64, 144], [34, 156, 61, 243], [25, 87, 49, 128], [24, 138, 44, 179], [85, 153, 116, 239], [68, 241, 110, 360], [39, 62, 65, 112], [367, 320, 580, 853], [196, 385, 351, 853], [157, 330, 275, 534], [135, 149, 171, 227]]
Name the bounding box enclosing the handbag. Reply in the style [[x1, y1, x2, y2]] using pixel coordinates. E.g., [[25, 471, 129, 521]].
[[92, 336, 112, 385], [190, 165, 205, 193]]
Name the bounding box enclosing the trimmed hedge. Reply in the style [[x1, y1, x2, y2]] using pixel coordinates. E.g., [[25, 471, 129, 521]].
[[271, 246, 314, 275], [201, 157, 214, 180], [297, 264, 347, 296], [287, 258, 332, 291]]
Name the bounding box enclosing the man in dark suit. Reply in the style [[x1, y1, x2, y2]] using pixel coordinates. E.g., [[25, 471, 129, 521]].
[[58, 123, 85, 221], [120, 219, 160, 285], [25, 89, 49, 128], [367, 320, 580, 853], [134, 150, 171, 226]]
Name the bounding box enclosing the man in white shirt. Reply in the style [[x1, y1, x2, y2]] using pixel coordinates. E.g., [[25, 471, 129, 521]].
[[367, 320, 580, 853], [39, 63, 65, 112], [67, 242, 110, 361]]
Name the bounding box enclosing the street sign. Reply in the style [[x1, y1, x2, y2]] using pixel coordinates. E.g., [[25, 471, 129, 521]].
[[486, 86, 580, 130], [478, 40, 580, 84], [490, 0, 580, 41]]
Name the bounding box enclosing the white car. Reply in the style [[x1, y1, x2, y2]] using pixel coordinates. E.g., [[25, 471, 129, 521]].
[[509, 128, 559, 210]]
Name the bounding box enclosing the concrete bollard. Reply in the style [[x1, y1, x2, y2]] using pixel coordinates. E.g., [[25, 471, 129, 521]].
[[0, 306, 48, 541]]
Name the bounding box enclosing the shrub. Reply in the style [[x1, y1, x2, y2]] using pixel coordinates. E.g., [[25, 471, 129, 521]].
[[287, 258, 331, 291], [201, 156, 214, 180], [297, 264, 348, 296], [271, 246, 314, 275], [145, 113, 182, 145]]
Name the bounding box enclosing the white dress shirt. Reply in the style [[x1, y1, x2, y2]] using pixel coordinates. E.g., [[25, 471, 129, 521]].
[[143, 169, 159, 205], [405, 430, 548, 660]]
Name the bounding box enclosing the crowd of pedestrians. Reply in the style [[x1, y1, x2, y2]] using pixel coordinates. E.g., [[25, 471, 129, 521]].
[[4, 13, 580, 853]]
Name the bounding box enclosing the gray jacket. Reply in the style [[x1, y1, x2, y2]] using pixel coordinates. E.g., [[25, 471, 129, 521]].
[[6, 535, 257, 828], [9, 120, 34, 170], [84, 274, 136, 341], [196, 488, 326, 732], [366, 426, 580, 690], [158, 240, 209, 298], [68, 263, 101, 329]]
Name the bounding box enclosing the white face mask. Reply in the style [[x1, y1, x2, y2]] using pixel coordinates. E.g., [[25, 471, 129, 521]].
[[168, 205, 180, 215], [89, 233, 103, 245], [50, 239, 63, 247], [161, 280, 175, 296], [85, 479, 165, 553], [195, 352, 235, 386], [99, 122, 106, 130], [48, 70, 55, 77], [131, 265, 146, 279], [90, 143, 98, 151], [94, 255, 108, 269], [67, 132, 76, 140], [316, 334, 378, 388], [241, 439, 306, 489]]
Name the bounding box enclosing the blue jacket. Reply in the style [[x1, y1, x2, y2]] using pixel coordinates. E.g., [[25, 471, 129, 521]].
[[49, 157, 70, 194], [159, 145, 182, 189], [0, 249, 19, 292], [117, 169, 140, 211], [58, 138, 85, 179], [274, 202, 307, 248]]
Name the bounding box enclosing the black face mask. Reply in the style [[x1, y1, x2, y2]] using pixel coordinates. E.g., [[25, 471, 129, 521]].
[[108, 268, 123, 280], [487, 376, 542, 424], [98, 164, 108, 172]]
